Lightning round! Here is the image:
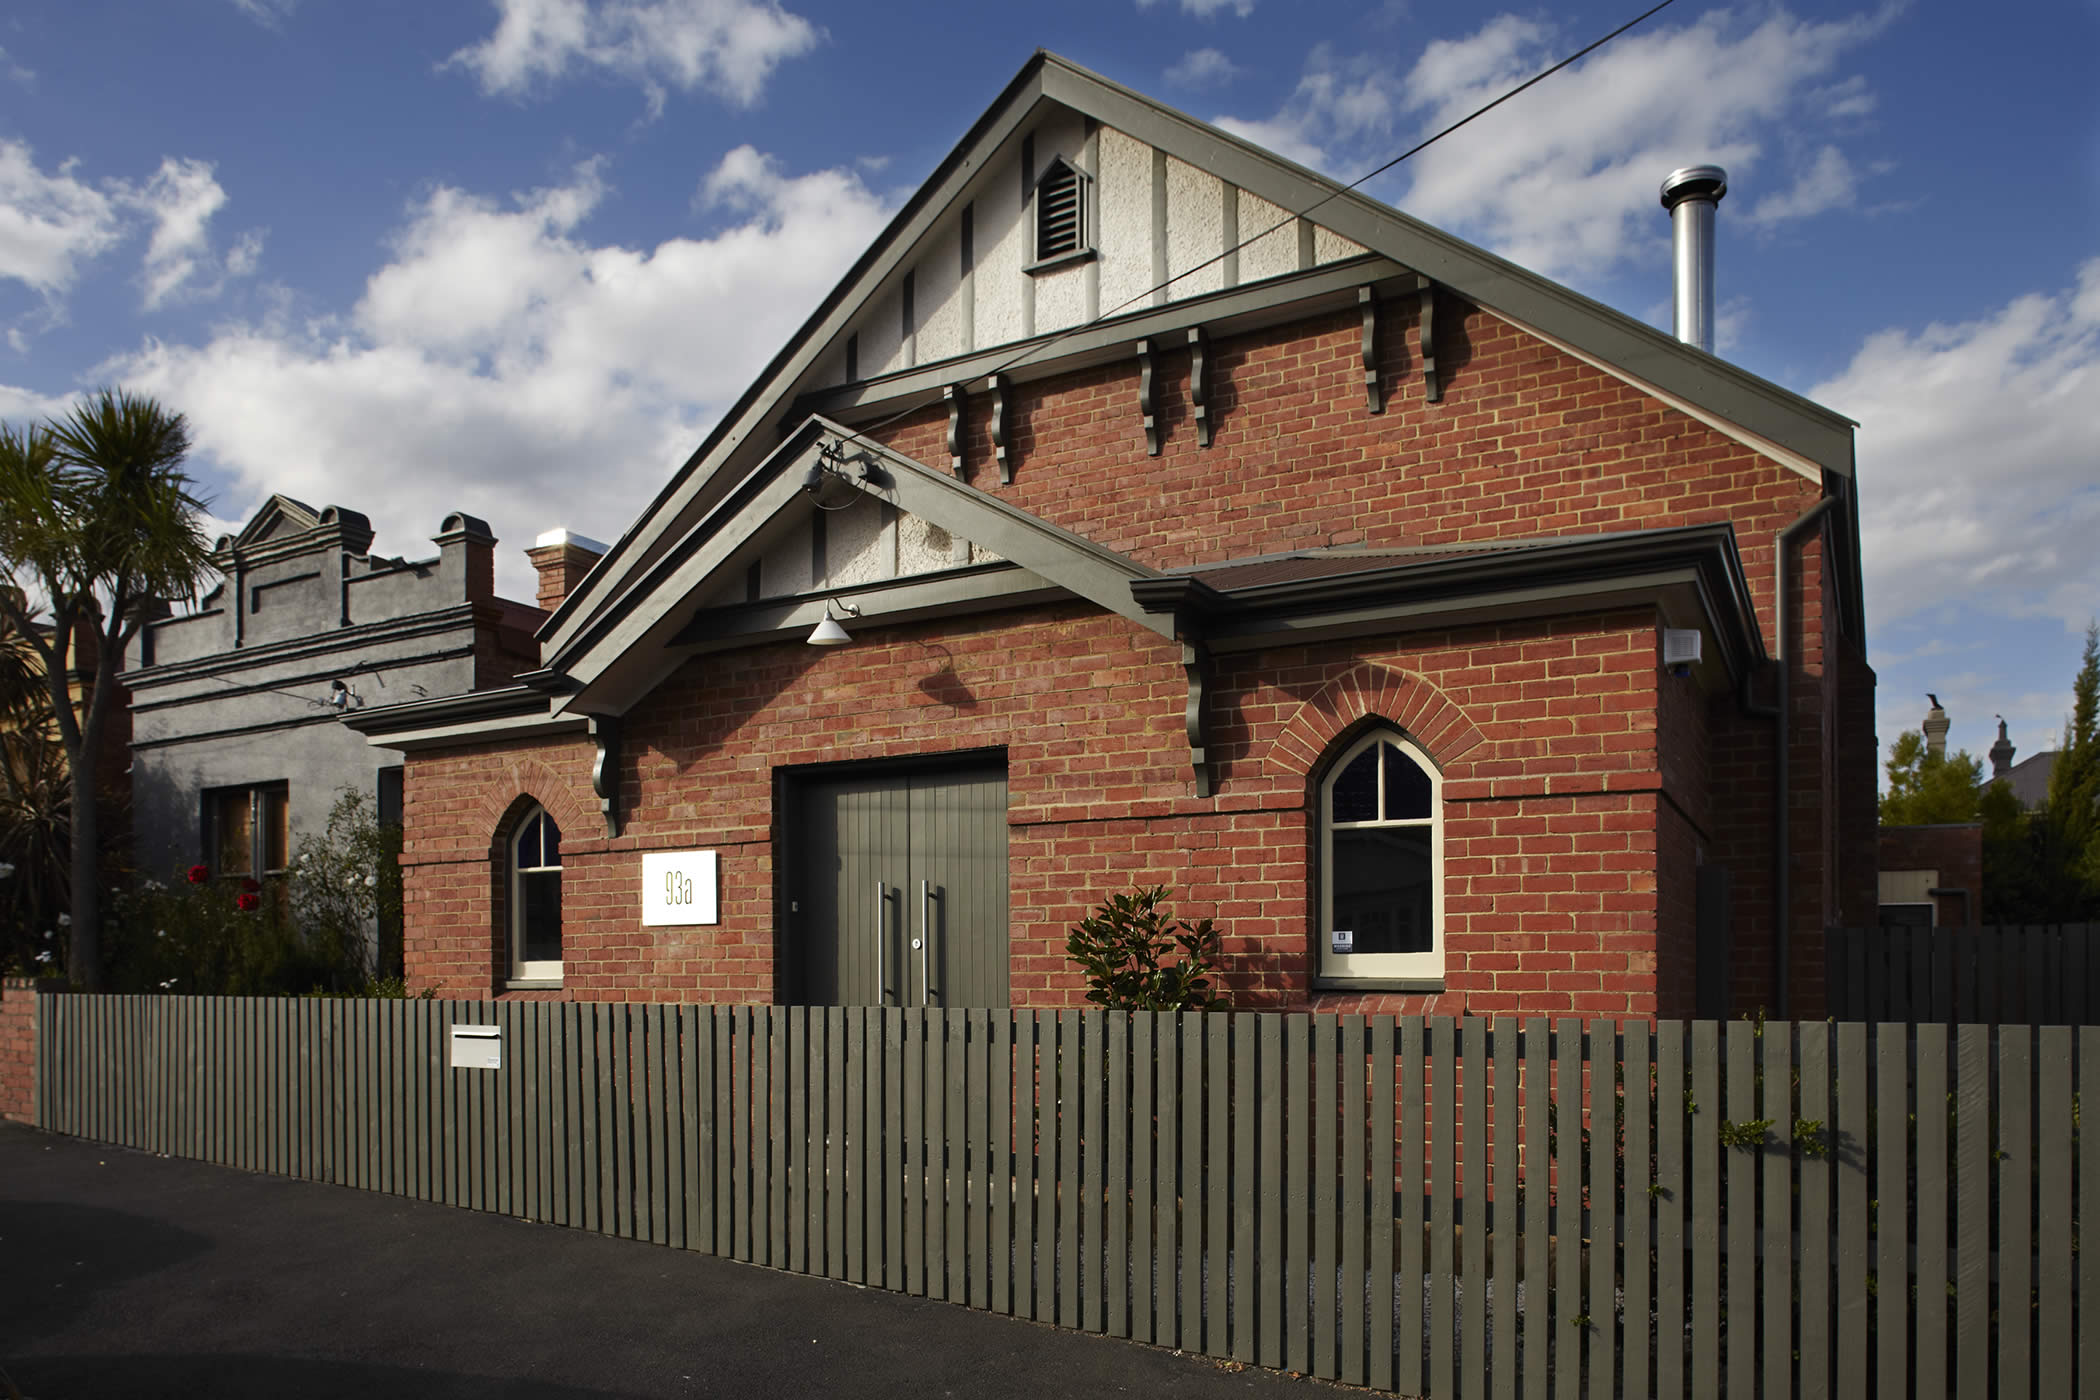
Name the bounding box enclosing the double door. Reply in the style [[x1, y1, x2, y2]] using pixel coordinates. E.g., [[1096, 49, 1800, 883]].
[[788, 759, 1008, 1008]]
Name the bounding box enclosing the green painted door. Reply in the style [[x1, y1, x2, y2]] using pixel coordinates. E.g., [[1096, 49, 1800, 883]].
[[788, 759, 1009, 1007]]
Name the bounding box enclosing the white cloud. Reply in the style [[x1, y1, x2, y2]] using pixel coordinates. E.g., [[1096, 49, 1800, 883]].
[[104, 151, 894, 602], [122, 158, 237, 310], [448, 0, 821, 112], [1214, 5, 1904, 281], [1167, 48, 1243, 88], [0, 141, 123, 300], [229, 0, 300, 26], [1815, 259, 2100, 638], [0, 380, 77, 424], [0, 46, 33, 86], [1746, 145, 1856, 227], [1138, 0, 1256, 15]]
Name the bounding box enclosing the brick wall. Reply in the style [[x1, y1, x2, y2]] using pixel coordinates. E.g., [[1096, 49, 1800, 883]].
[[1878, 823, 1984, 928], [397, 294, 1869, 1021], [0, 977, 53, 1124], [403, 602, 1686, 1017]]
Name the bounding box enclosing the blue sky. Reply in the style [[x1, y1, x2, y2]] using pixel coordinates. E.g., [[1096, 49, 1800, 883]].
[[2, 0, 2096, 774]]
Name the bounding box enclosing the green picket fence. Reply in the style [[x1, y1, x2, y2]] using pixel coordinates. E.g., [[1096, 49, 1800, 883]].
[[31, 997, 2096, 1398]]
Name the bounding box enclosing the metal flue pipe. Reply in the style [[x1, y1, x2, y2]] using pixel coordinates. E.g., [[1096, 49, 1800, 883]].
[[1661, 165, 1728, 353]]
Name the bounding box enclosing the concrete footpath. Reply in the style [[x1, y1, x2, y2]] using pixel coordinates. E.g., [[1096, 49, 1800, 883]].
[[0, 1121, 1332, 1399]]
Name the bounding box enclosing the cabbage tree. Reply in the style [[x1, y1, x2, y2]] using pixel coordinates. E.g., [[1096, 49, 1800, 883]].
[[0, 390, 212, 988]]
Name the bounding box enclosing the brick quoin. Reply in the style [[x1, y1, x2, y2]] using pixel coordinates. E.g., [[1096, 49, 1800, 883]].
[[397, 296, 1873, 1021]]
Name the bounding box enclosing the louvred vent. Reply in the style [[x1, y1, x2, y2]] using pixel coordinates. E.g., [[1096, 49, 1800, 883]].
[[1036, 162, 1083, 259]]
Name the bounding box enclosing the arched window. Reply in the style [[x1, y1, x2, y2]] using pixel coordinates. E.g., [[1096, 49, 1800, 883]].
[[1317, 728, 1442, 984], [510, 805, 563, 982]]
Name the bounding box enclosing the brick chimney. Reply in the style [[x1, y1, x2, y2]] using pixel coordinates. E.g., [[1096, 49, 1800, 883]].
[[526, 528, 608, 612]]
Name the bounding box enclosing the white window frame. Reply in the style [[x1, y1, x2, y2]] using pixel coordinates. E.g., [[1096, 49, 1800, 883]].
[[509, 805, 563, 983], [1317, 728, 1444, 985]]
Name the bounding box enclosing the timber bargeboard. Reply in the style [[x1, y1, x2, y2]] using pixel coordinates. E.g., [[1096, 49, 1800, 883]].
[[537, 51, 1859, 687], [548, 417, 1172, 718]]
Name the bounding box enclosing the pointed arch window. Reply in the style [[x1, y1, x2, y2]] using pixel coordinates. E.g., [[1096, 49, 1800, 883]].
[[510, 805, 563, 982], [1027, 157, 1094, 271], [1317, 729, 1443, 985]]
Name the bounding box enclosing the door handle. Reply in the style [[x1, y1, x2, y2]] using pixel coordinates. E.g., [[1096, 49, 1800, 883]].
[[918, 879, 932, 1007], [876, 881, 891, 1006]]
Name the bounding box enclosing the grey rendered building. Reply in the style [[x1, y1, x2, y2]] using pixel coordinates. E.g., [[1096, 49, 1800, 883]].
[[125, 496, 544, 896]]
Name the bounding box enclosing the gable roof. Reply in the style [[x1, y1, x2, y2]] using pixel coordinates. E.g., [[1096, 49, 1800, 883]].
[[547, 417, 1171, 717], [541, 51, 1859, 669]]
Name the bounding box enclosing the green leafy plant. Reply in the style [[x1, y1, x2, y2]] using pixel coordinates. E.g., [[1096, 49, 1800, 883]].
[[1065, 884, 1227, 1011], [104, 786, 401, 996]]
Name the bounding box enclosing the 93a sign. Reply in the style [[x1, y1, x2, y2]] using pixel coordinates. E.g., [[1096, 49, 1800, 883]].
[[641, 851, 719, 927]]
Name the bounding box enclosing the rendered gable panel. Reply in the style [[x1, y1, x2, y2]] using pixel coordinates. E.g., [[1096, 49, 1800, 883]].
[[1315, 225, 1368, 264], [1165, 155, 1225, 301], [917, 219, 966, 364], [1238, 189, 1300, 281], [1098, 126, 1153, 312]]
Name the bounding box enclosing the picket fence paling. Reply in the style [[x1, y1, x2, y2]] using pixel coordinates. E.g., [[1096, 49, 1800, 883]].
[[31, 998, 2096, 1399], [1828, 923, 2100, 1024]]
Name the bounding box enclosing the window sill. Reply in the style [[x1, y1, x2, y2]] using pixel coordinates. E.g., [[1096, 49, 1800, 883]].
[[504, 978, 563, 991], [1310, 977, 1447, 995], [1024, 247, 1096, 276]]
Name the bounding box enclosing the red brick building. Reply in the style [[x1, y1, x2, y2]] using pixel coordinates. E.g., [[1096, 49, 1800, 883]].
[[348, 55, 1877, 1020]]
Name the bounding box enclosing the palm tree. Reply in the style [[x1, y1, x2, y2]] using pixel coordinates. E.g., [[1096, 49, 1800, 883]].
[[0, 390, 212, 988]]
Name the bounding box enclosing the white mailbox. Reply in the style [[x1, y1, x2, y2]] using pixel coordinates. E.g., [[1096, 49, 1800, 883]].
[[643, 850, 719, 927], [449, 1024, 501, 1070]]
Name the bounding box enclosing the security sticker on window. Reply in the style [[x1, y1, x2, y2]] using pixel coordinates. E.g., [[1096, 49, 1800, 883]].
[[1331, 929, 1354, 954]]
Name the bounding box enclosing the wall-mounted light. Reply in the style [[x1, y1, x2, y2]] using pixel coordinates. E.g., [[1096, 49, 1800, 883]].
[[806, 599, 862, 647], [326, 678, 364, 710]]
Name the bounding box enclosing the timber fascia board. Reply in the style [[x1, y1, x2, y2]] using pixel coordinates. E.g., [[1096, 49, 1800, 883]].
[[1135, 525, 1763, 684]]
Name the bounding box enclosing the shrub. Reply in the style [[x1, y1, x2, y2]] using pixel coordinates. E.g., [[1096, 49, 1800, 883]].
[[105, 786, 401, 996], [1065, 884, 1227, 1011]]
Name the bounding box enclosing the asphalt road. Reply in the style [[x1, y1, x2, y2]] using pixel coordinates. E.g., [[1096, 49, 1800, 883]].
[[0, 1121, 1333, 1399]]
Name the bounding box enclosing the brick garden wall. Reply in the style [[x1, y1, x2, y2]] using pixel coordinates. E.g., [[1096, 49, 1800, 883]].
[[396, 293, 1868, 1022], [0, 977, 52, 1124]]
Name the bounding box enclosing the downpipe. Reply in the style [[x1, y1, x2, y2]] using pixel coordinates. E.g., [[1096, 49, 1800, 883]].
[[1740, 493, 1838, 1021]]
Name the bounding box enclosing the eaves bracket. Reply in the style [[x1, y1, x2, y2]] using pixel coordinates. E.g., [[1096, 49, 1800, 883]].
[[1181, 630, 1214, 799], [588, 713, 623, 839]]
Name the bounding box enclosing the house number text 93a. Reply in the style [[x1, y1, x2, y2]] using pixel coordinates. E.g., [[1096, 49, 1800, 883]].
[[641, 850, 718, 927]]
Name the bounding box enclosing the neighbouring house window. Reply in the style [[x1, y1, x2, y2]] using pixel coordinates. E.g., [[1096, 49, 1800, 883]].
[[1028, 158, 1093, 269], [510, 805, 563, 982], [1317, 729, 1443, 985], [205, 783, 288, 880]]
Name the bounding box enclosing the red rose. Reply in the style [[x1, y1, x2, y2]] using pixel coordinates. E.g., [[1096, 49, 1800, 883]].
[[236, 892, 261, 913], [240, 877, 262, 894], [187, 864, 210, 885]]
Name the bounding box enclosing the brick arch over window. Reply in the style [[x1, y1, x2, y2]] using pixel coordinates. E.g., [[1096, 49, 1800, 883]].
[[469, 758, 594, 858], [1268, 663, 1485, 783]]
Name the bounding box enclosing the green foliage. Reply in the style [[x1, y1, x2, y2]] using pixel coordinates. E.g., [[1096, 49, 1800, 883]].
[[1879, 728, 1984, 825], [0, 389, 214, 988], [2047, 623, 2100, 899], [104, 787, 401, 996], [1717, 1117, 1774, 1149], [1065, 884, 1227, 1011], [1982, 622, 2100, 922], [287, 788, 405, 982]]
